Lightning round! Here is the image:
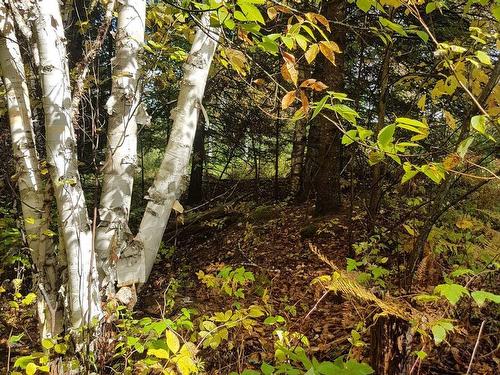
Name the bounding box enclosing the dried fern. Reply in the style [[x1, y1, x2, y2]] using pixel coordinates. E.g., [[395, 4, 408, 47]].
[[308, 244, 413, 320]]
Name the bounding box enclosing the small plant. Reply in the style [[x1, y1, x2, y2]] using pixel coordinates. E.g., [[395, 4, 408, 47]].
[[197, 265, 255, 298]]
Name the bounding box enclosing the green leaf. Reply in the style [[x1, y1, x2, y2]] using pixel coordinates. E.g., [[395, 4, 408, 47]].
[[8, 334, 24, 346], [470, 115, 493, 140], [396, 117, 427, 128], [377, 124, 396, 148], [434, 283, 469, 305], [54, 343, 67, 354], [431, 324, 446, 345], [357, 0, 373, 12], [22, 292, 37, 305], [238, 3, 265, 24], [311, 95, 329, 119], [416, 31, 429, 43], [475, 51, 492, 65], [331, 104, 359, 124], [261, 362, 275, 375], [471, 291, 500, 307], [457, 137, 474, 158], [342, 129, 358, 145], [379, 17, 407, 36]]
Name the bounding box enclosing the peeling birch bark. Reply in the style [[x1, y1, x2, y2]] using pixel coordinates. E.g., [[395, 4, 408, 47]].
[[95, 0, 148, 289], [0, 3, 60, 338], [34, 0, 101, 329], [116, 13, 220, 286]]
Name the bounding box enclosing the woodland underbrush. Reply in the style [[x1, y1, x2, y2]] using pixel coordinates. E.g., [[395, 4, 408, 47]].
[[1, 183, 499, 374]]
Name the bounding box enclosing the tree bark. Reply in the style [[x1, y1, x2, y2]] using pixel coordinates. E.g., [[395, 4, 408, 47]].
[[35, 0, 101, 329], [95, 0, 147, 289], [0, 3, 60, 338], [314, 0, 346, 215], [115, 13, 220, 287], [187, 119, 205, 205], [370, 316, 413, 375], [368, 43, 392, 226], [290, 117, 307, 198]]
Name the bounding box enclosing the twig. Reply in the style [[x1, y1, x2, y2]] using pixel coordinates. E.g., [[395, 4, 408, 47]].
[[466, 320, 485, 375]]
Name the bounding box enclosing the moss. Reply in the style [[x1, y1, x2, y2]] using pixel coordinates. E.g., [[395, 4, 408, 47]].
[[249, 205, 278, 223]]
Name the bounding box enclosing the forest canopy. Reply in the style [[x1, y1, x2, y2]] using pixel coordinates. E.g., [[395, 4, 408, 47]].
[[0, 0, 499, 374]]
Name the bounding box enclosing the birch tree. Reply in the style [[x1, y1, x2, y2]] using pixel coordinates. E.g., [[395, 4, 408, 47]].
[[116, 12, 220, 291], [35, 0, 101, 329], [0, 1, 60, 338], [95, 0, 147, 291]]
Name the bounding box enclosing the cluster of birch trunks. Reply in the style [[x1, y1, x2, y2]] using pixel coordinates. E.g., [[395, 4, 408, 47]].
[[0, 0, 219, 339]]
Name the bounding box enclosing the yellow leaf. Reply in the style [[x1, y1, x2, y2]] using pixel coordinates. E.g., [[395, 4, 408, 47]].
[[443, 110, 456, 129], [267, 7, 278, 20], [25, 217, 35, 225], [26, 363, 37, 375], [417, 94, 426, 111], [281, 90, 296, 110], [456, 217, 474, 229], [172, 200, 184, 214], [304, 44, 319, 64], [166, 330, 180, 354], [147, 348, 170, 359]]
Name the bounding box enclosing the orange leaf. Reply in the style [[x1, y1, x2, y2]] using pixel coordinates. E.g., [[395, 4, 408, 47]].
[[282, 51, 296, 64], [281, 61, 298, 85], [304, 44, 319, 64], [300, 79, 317, 88], [319, 41, 336, 65], [311, 81, 328, 91], [299, 90, 309, 113], [314, 14, 331, 31], [282, 90, 296, 109]]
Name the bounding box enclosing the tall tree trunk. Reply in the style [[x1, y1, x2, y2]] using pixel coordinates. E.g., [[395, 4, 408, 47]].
[[115, 13, 220, 288], [0, 3, 60, 338], [314, 0, 346, 215], [187, 119, 205, 205], [368, 43, 392, 226], [35, 0, 101, 329], [290, 118, 307, 198], [95, 0, 147, 288], [298, 119, 320, 202]]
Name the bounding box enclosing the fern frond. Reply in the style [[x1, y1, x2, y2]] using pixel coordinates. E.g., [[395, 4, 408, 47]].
[[309, 244, 411, 320]]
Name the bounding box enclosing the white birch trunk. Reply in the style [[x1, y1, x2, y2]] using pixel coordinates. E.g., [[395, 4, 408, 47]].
[[0, 3, 59, 338], [95, 0, 147, 289], [116, 13, 220, 288], [34, 0, 101, 329]]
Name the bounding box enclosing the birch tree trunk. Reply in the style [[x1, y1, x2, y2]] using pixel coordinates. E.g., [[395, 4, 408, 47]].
[[95, 0, 147, 290], [116, 13, 220, 289], [0, 3, 60, 338], [35, 0, 101, 330]]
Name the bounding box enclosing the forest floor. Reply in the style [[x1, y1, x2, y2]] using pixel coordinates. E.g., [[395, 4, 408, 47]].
[[139, 198, 362, 373], [1, 181, 497, 374]]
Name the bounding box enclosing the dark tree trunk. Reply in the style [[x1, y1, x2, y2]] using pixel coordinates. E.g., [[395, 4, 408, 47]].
[[368, 43, 392, 227], [298, 120, 320, 202], [187, 120, 205, 204], [290, 118, 307, 198], [370, 316, 413, 375], [314, 0, 346, 215]]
